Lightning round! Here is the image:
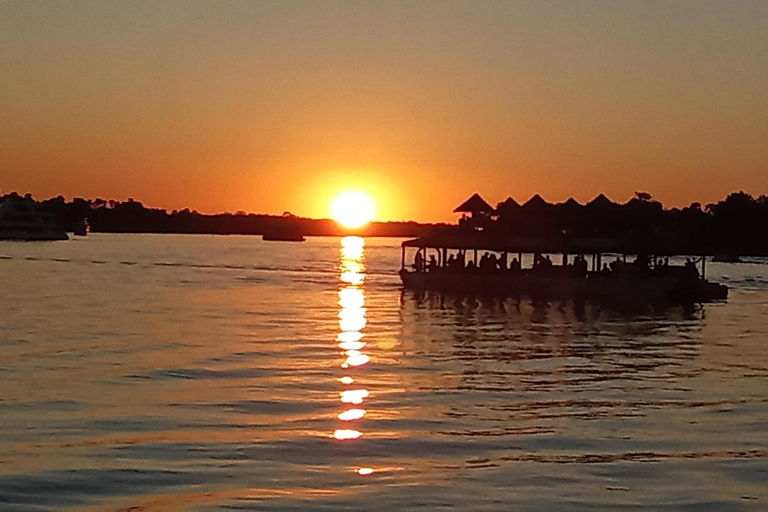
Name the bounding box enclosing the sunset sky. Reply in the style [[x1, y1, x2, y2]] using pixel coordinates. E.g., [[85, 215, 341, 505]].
[[2, 1, 767, 222]]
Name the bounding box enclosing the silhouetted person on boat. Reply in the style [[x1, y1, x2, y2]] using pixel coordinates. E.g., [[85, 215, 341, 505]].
[[414, 251, 425, 272], [533, 254, 553, 275], [479, 252, 489, 271], [610, 257, 625, 275], [480, 252, 499, 272], [428, 255, 437, 272], [457, 250, 470, 271], [684, 259, 699, 280], [656, 257, 670, 274], [574, 255, 588, 277]]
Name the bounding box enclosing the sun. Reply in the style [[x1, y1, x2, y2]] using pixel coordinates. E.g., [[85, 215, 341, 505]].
[[332, 192, 374, 228]]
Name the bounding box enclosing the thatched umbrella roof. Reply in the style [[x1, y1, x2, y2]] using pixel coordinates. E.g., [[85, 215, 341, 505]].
[[495, 196, 521, 216], [586, 193, 619, 209], [521, 194, 553, 210], [453, 193, 494, 214]]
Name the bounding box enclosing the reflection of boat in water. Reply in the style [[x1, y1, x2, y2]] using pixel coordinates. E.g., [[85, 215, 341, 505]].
[[399, 232, 728, 304], [0, 200, 69, 241], [402, 289, 702, 326]]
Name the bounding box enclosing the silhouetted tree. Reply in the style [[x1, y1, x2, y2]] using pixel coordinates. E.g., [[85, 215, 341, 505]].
[[634, 191, 653, 202]]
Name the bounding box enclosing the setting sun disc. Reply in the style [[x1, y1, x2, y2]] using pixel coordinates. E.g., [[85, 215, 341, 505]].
[[332, 192, 374, 229]]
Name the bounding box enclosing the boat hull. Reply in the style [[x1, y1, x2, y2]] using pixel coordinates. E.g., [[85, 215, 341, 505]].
[[400, 270, 727, 303]]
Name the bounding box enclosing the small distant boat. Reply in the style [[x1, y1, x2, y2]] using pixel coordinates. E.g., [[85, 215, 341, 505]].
[[0, 200, 69, 241], [262, 224, 306, 242], [262, 233, 306, 242], [73, 218, 90, 236]]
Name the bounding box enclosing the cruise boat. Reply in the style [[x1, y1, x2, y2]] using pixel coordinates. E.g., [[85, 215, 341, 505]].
[[400, 233, 727, 303], [0, 200, 69, 241], [399, 195, 727, 304]]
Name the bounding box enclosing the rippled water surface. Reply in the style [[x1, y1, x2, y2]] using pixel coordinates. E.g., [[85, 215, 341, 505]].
[[1, 235, 767, 511]]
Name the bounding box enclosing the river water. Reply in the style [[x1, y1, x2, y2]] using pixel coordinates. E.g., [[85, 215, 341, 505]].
[[1, 235, 766, 511]]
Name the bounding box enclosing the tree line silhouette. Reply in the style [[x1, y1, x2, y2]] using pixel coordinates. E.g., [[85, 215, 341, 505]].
[[0, 192, 434, 238], [1, 191, 766, 255], [479, 192, 768, 255]]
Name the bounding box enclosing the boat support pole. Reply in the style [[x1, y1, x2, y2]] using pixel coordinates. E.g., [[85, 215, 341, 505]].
[[401, 245, 405, 271]]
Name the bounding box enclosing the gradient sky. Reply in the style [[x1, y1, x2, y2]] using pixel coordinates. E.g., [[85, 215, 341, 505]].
[[2, 1, 767, 222]]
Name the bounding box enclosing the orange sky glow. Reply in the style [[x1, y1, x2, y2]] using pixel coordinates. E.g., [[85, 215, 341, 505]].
[[2, 2, 767, 223]]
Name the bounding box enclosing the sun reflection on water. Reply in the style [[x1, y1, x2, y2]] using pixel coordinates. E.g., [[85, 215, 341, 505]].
[[333, 429, 362, 440], [333, 236, 371, 453], [340, 389, 369, 404], [338, 409, 366, 421]]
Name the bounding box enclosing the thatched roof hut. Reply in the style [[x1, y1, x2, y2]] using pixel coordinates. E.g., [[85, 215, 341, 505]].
[[521, 194, 553, 210], [453, 193, 494, 214], [495, 196, 521, 216]]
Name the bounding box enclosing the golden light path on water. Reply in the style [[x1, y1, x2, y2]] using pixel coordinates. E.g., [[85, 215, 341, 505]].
[[333, 236, 374, 476]]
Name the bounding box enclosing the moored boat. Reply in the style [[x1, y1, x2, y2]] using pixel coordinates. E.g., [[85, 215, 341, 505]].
[[0, 199, 69, 241], [73, 217, 90, 236]]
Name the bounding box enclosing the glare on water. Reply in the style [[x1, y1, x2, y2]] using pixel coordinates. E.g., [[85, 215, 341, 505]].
[[334, 236, 370, 445], [0, 234, 767, 511]]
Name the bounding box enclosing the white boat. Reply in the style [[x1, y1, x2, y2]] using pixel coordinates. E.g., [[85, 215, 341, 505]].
[[0, 200, 69, 241]]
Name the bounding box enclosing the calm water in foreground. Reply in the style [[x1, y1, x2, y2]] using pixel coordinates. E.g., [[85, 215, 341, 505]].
[[1, 234, 767, 511]]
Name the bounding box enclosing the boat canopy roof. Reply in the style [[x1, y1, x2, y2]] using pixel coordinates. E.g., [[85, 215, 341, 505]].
[[402, 231, 690, 256]]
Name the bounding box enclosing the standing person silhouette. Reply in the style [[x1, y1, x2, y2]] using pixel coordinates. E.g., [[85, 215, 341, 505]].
[[414, 251, 424, 272]]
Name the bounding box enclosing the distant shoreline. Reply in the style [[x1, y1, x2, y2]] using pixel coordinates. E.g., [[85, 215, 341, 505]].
[[2, 191, 767, 255]]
